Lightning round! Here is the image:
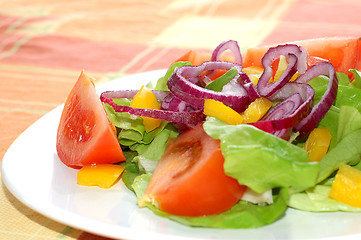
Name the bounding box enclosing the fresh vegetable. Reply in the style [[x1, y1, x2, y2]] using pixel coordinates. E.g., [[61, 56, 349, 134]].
[[77, 164, 125, 189], [243, 37, 361, 78], [130, 86, 162, 132], [57, 38, 361, 229], [56, 71, 125, 168], [139, 124, 247, 216], [303, 127, 331, 162], [242, 97, 272, 123], [329, 164, 361, 208], [203, 99, 244, 125]]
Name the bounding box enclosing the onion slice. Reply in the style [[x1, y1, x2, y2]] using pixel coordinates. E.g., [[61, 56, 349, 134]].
[[249, 89, 312, 133], [211, 40, 242, 65], [101, 90, 169, 102], [167, 61, 251, 112], [100, 94, 205, 125], [257, 44, 308, 98], [293, 62, 338, 136]]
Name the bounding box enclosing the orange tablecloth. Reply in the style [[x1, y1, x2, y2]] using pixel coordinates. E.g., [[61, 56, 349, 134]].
[[1, 0, 361, 239]]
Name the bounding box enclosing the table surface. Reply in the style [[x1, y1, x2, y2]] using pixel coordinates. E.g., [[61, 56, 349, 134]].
[[1, 0, 361, 239]]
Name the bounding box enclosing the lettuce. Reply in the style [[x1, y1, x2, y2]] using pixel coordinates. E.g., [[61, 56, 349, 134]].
[[288, 180, 361, 212], [317, 106, 361, 183]]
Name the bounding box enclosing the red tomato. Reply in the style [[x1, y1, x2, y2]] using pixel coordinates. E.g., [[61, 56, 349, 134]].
[[172, 50, 212, 66], [56, 71, 125, 168], [243, 37, 361, 78], [142, 124, 246, 217]]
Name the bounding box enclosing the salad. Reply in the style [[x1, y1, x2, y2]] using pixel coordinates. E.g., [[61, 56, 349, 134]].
[[56, 38, 361, 229]]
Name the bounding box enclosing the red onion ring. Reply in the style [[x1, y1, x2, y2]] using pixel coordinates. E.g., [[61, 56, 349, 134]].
[[101, 90, 169, 102], [167, 61, 250, 112], [293, 62, 338, 136], [100, 94, 205, 126], [249, 90, 312, 133], [257, 44, 308, 98], [211, 40, 242, 65]]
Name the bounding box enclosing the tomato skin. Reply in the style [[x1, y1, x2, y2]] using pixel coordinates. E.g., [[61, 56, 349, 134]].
[[142, 124, 246, 217], [56, 71, 125, 168], [243, 37, 361, 78]]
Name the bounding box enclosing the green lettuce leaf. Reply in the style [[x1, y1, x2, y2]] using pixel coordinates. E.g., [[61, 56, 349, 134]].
[[288, 183, 361, 212], [145, 188, 289, 229], [318, 105, 340, 150], [317, 108, 361, 183], [203, 117, 319, 193], [132, 123, 178, 173], [205, 67, 239, 91], [349, 69, 361, 89], [103, 98, 145, 146], [154, 61, 191, 91]]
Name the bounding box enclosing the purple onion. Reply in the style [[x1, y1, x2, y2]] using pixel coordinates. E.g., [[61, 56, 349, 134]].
[[100, 94, 205, 126], [211, 40, 242, 65], [167, 61, 250, 112], [257, 44, 308, 98], [101, 90, 169, 102], [249, 90, 312, 133], [293, 62, 338, 136]]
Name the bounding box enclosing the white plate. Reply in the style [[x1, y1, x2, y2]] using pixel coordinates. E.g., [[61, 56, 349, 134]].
[[2, 70, 361, 240]]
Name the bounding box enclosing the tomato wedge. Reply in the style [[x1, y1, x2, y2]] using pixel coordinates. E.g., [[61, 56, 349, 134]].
[[141, 124, 246, 217], [56, 71, 125, 168], [243, 37, 361, 78]]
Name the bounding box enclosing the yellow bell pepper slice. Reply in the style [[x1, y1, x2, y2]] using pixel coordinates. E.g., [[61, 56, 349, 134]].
[[242, 66, 263, 85], [203, 99, 244, 125], [77, 164, 125, 189], [272, 55, 300, 82], [130, 86, 162, 132], [303, 127, 331, 162], [242, 97, 272, 123], [329, 163, 361, 208]]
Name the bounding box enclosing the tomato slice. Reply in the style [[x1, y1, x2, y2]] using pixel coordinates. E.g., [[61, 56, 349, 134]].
[[141, 124, 246, 216], [56, 71, 125, 168], [243, 37, 361, 78]]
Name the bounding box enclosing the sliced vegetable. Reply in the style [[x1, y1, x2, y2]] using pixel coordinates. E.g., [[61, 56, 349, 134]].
[[329, 164, 361, 208], [242, 97, 272, 123], [204, 99, 244, 125], [243, 37, 361, 78], [204, 118, 320, 193], [167, 61, 249, 112], [294, 62, 338, 137], [256, 44, 307, 98], [77, 164, 125, 189], [140, 124, 246, 216], [130, 86, 162, 132], [303, 127, 331, 162], [56, 71, 126, 168]]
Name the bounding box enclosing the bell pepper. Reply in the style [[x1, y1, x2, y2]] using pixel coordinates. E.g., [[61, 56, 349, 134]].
[[203, 99, 244, 125], [329, 163, 361, 208], [242, 97, 272, 123], [303, 127, 331, 162], [130, 86, 162, 132], [77, 164, 125, 189], [242, 66, 264, 85]]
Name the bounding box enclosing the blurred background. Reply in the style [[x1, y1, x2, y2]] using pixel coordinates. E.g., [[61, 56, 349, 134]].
[[1, 0, 361, 239]]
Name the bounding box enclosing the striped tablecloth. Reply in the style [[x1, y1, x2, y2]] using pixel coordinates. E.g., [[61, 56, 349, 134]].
[[1, 0, 361, 239]]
